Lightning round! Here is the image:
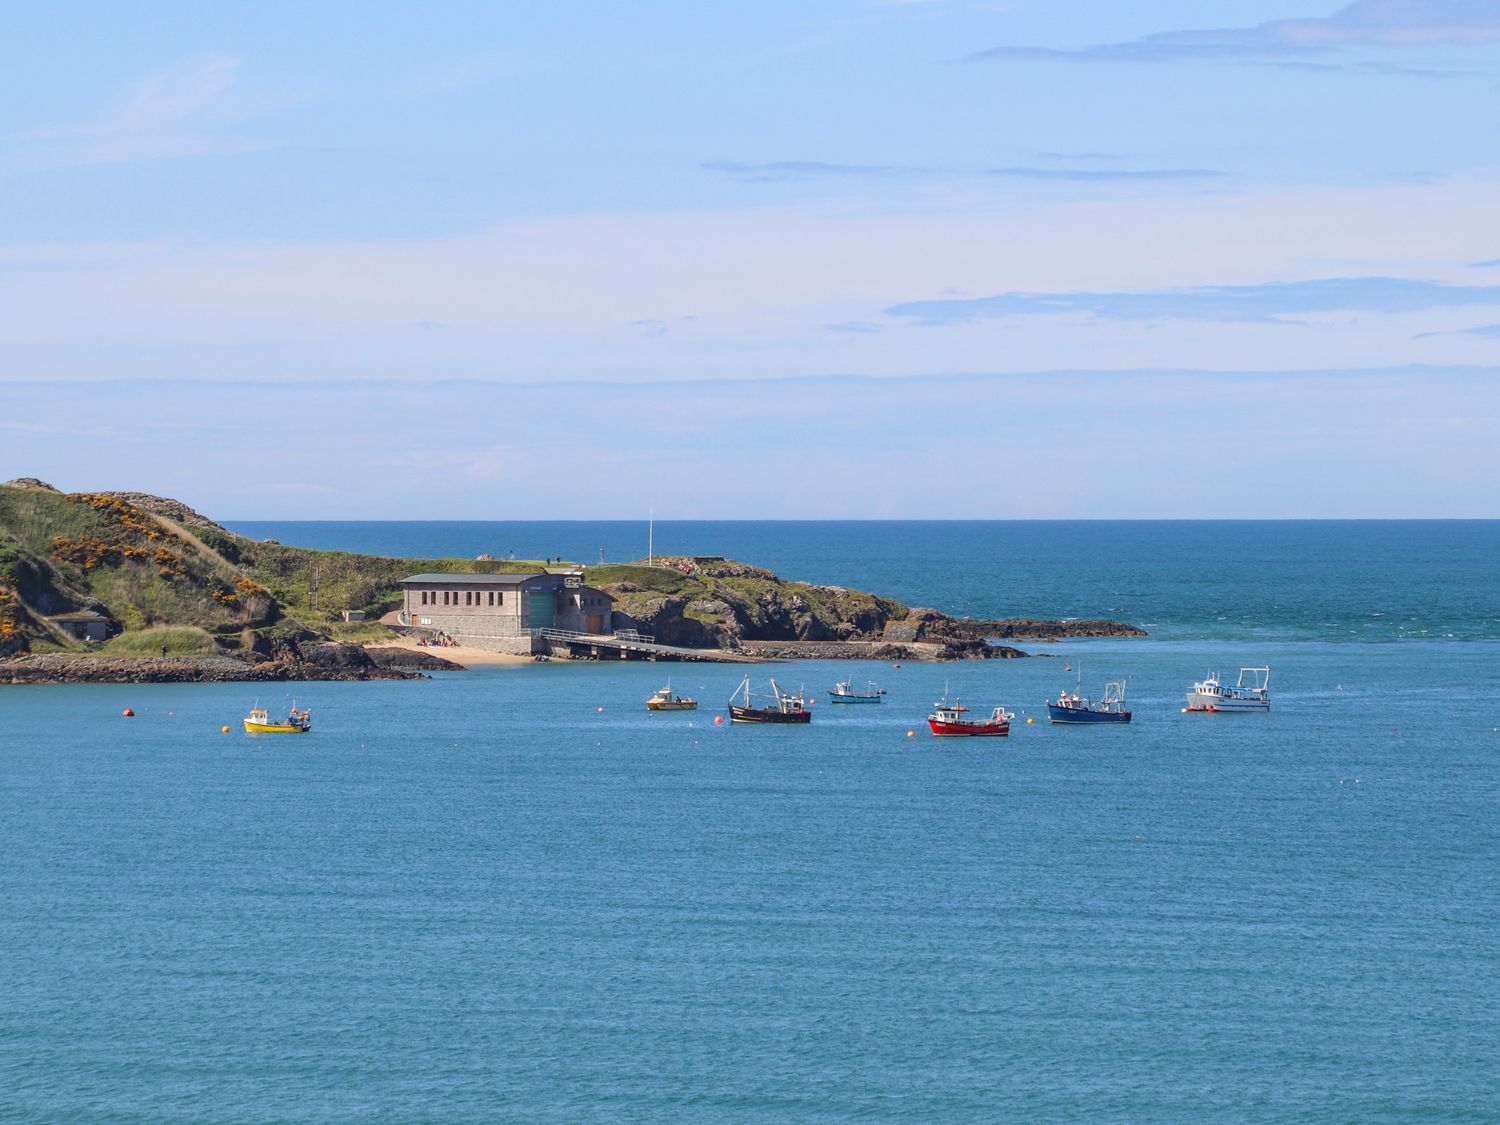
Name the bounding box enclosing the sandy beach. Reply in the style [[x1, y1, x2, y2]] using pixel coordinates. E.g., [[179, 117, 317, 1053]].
[[365, 635, 532, 666]]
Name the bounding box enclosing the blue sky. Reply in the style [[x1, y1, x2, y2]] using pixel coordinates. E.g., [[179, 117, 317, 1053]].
[[3, 1, 1499, 517]]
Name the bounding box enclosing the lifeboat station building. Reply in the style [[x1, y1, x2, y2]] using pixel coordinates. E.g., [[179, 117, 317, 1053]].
[[398, 570, 615, 655]]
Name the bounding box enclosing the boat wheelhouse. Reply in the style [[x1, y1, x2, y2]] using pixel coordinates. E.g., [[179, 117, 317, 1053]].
[[1185, 667, 1270, 713]]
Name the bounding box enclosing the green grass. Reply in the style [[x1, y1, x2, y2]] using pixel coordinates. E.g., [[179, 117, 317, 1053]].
[[104, 626, 222, 656], [328, 620, 401, 643]]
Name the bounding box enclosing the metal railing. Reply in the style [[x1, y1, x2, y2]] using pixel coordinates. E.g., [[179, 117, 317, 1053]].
[[540, 627, 656, 645]]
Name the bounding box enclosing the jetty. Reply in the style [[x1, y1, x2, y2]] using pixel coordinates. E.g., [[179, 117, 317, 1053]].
[[538, 628, 761, 663]]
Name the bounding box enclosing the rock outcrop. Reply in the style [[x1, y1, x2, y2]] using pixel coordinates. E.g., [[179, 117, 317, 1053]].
[[97, 491, 227, 532], [0, 652, 423, 684]]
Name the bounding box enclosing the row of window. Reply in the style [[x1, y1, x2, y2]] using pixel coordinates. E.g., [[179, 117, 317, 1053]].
[[418, 589, 506, 607]]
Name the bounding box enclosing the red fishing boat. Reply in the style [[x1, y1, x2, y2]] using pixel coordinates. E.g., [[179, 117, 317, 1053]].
[[927, 688, 1013, 737]]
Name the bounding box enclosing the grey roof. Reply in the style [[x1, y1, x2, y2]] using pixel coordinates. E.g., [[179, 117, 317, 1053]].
[[402, 572, 543, 586]]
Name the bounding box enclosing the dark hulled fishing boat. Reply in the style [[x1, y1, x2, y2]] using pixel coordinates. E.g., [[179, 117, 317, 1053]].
[[1048, 675, 1132, 724], [727, 676, 811, 724]]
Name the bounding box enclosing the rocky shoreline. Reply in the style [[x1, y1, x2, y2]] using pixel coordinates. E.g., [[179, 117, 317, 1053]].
[[0, 642, 463, 685], [737, 639, 1034, 662]]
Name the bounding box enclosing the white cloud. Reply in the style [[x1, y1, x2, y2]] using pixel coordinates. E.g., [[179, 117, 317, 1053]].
[[3, 177, 1500, 381], [24, 55, 289, 167]]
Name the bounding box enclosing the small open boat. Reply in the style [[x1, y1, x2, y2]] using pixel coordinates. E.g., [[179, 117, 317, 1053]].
[[646, 682, 697, 711], [1185, 667, 1270, 713], [1049, 673, 1132, 724], [243, 705, 312, 734], [927, 688, 1012, 736], [728, 675, 811, 724], [829, 679, 883, 703]]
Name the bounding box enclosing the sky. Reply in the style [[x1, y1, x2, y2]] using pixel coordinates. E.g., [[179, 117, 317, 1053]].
[[3, 0, 1499, 517]]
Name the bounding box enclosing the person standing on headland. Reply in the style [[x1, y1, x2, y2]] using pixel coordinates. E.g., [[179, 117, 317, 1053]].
[[160, 643, 167, 658]]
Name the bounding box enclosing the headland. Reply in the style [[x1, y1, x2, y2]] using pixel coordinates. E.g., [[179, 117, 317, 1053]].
[[0, 478, 1146, 684]]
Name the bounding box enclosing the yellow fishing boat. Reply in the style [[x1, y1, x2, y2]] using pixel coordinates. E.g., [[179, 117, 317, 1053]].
[[646, 683, 697, 712], [243, 706, 312, 734]]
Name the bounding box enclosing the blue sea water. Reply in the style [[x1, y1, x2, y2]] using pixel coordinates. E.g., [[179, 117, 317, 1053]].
[[226, 519, 1500, 642], [4, 522, 1500, 1122]]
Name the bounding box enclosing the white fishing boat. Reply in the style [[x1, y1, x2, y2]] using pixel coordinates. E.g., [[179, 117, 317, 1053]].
[[1184, 667, 1270, 713]]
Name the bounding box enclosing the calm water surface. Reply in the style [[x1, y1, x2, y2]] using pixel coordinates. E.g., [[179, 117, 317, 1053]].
[[4, 522, 1500, 1121]]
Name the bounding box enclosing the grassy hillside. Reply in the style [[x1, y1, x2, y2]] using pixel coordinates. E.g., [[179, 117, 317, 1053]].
[[0, 483, 601, 654], [193, 526, 555, 632], [0, 486, 282, 654], [588, 556, 909, 646]]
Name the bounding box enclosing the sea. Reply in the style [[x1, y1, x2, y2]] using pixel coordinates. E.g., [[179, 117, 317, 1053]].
[[3, 520, 1498, 1122]]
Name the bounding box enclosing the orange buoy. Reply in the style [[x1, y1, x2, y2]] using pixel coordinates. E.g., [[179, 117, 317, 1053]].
[[122, 708, 134, 717], [906, 730, 915, 737], [714, 715, 724, 725], [221, 725, 231, 733]]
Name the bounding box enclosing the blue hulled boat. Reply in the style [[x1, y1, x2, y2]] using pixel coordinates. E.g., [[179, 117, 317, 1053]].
[[1048, 676, 1132, 724], [829, 678, 883, 703]]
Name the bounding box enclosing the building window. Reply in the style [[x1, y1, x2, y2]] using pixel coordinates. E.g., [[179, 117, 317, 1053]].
[[443, 591, 450, 606], [499, 591, 504, 605], [487, 591, 494, 606]]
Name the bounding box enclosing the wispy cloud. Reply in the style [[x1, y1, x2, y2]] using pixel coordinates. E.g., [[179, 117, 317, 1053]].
[[824, 321, 883, 334], [1468, 257, 1500, 267], [971, 0, 1500, 65], [1414, 322, 1500, 339], [702, 159, 912, 182], [705, 157, 1224, 184], [888, 277, 1500, 326], [987, 166, 1226, 181], [25, 55, 289, 167]]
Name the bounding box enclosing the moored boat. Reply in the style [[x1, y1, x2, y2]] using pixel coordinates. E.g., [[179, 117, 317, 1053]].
[[243, 705, 312, 734], [646, 683, 697, 711], [829, 678, 883, 703], [927, 689, 1012, 736], [728, 676, 811, 724], [1185, 667, 1270, 712], [1049, 675, 1132, 724]]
